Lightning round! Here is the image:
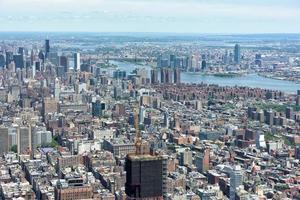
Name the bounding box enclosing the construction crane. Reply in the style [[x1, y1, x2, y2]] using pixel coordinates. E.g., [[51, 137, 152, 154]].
[[134, 106, 142, 155]]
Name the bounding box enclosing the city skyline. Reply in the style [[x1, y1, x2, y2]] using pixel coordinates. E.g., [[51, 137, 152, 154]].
[[1, 0, 300, 33]]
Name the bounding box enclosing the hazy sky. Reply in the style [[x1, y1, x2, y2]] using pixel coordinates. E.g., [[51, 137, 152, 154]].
[[0, 0, 300, 33]]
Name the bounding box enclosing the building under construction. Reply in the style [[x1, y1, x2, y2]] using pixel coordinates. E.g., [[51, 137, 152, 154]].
[[125, 154, 163, 200], [125, 106, 164, 200]]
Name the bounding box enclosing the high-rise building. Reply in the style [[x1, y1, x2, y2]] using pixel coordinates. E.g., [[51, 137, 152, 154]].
[[0, 54, 5, 68], [42, 97, 58, 119], [60, 55, 69, 72], [180, 149, 193, 166], [265, 110, 274, 126], [5, 51, 13, 67], [195, 150, 210, 173], [230, 165, 243, 200], [125, 154, 163, 200], [286, 107, 294, 119], [55, 78, 60, 102], [92, 100, 102, 118], [74, 53, 81, 71], [0, 127, 9, 155], [45, 39, 50, 59], [255, 54, 262, 66], [165, 68, 172, 84], [13, 54, 24, 69], [234, 44, 241, 64], [139, 106, 145, 124], [173, 68, 181, 84], [17, 126, 32, 155], [170, 54, 176, 68], [151, 69, 159, 84], [201, 60, 207, 70], [160, 68, 166, 84]]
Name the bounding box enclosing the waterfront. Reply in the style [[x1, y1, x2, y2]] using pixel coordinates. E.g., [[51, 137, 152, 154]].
[[110, 61, 300, 94]]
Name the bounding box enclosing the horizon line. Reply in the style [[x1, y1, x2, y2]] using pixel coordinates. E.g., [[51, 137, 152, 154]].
[[1, 31, 300, 36]]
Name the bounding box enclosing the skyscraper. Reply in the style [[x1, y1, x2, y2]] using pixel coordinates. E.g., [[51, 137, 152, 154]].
[[165, 68, 173, 84], [5, 51, 13, 67], [125, 107, 164, 200], [195, 149, 210, 173], [60, 55, 69, 72], [45, 39, 50, 59], [0, 127, 9, 155], [125, 155, 163, 200], [151, 69, 159, 84], [230, 165, 243, 200], [234, 44, 241, 64], [160, 68, 166, 84], [17, 126, 32, 155], [173, 68, 181, 84], [0, 54, 5, 68], [54, 78, 60, 102], [13, 54, 24, 69], [92, 100, 102, 118], [74, 53, 81, 71]]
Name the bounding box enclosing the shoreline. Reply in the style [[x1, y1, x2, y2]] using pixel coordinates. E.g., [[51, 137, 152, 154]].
[[258, 73, 300, 84]]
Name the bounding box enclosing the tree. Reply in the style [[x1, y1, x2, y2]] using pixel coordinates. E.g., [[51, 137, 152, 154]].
[[10, 145, 17, 153]]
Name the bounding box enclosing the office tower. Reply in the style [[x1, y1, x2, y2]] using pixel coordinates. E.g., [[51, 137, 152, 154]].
[[113, 70, 126, 79], [18, 47, 25, 56], [38, 51, 45, 63], [92, 100, 102, 117], [164, 111, 169, 128], [139, 106, 145, 125], [5, 51, 13, 67], [60, 55, 69, 72], [74, 53, 81, 71], [45, 39, 50, 59], [180, 149, 193, 166], [201, 60, 207, 70], [165, 68, 172, 84], [195, 150, 210, 173], [42, 97, 58, 119], [170, 54, 176, 68], [286, 107, 294, 119], [32, 64, 36, 78], [0, 127, 9, 155], [114, 86, 122, 99], [265, 110, 274, 126], [151, 69, 159, 84], [17, 126, 32, 155], [173, 68, 181, 84], [230, 165, 243, 200], [125, 155, 163, 200], [160, 68, 166, 84], [13, 54, 24, 69], [35, 61, 41, 71], [157, 55, 162, 68], [255, 54, 262, 67], [234, 44, 241, 64], [49, 52, 59, 65], [0, 54, 5, 68], [55, 78, 60, 102]]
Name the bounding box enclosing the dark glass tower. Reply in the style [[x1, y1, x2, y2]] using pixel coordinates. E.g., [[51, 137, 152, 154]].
[[234, 44, 241, 64], [45, 39, 50, 59], [125, 154, 163, 199]]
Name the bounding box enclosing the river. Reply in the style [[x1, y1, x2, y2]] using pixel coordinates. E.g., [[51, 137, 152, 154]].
[[109, 61, 300, 94]]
